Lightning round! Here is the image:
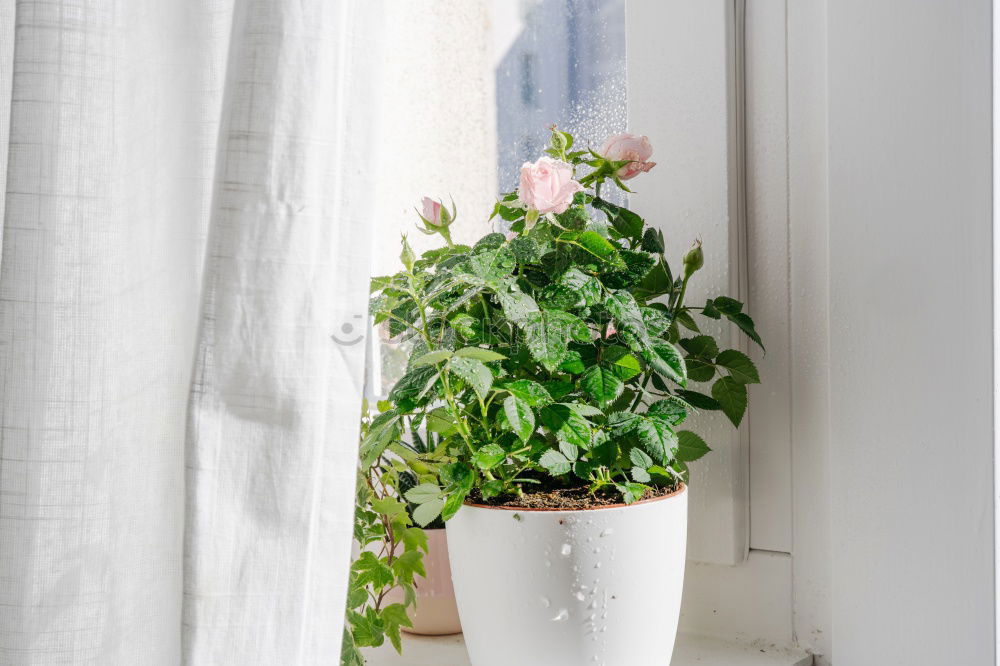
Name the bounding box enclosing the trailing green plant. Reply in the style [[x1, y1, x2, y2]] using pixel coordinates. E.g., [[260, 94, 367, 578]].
[[341, 401, 432, 665], [365, 126, 763, 524]]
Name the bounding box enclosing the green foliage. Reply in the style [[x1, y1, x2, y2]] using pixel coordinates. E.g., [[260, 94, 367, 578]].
[[365, 127, 764, 520], [342, 404, 430, 665]]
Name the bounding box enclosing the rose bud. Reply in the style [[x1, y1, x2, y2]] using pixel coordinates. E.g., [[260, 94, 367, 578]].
[[599, 133, 657, 180], [682, 239, 704, 279]]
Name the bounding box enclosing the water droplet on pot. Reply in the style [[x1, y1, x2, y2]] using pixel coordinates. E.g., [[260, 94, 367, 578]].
[[600, 528, 614, 537], [551, 608, 569, 622], [540, 596, 551, 608], [561, 543, 572, 556], [574, 591, 586, 602]]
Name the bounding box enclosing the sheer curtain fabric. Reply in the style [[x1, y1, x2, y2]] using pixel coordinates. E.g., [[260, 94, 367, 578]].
[[0, 1, 381, 664]]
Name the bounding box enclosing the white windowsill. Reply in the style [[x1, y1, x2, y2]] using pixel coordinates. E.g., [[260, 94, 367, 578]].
[[365, 632, 812, 666]]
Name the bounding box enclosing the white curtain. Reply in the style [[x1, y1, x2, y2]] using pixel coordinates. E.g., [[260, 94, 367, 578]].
[[0, 1, 382, 664]]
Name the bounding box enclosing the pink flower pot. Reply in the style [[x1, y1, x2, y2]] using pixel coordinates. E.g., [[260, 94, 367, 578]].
[[395, 527, 462, 636]]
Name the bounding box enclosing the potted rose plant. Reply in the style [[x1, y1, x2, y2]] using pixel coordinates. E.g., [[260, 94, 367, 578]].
[[361, 127, 763, 665]]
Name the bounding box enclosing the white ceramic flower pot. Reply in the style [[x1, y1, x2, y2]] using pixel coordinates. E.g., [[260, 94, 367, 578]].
[[447, 486, 687, 666]]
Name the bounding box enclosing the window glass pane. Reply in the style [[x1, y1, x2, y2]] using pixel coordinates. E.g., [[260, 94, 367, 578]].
[[491, 0, 627, 191]]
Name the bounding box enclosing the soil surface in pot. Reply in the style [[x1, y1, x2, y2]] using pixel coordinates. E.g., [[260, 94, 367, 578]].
[[467, 479, 681, 510]]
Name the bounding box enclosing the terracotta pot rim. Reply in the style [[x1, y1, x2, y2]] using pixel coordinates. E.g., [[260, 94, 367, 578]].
[[461, 483, 686, 513]]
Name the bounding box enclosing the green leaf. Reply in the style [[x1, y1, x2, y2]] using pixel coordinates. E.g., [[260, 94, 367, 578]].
[[370, 496, 408, 521], [712, 296, 743, 315], [685, 357, 716, 382], [382, 603, 413, 630], [539, 449, 572, 475], [633, 259, 672, 300], [473, 443, 508, 469], [630, 447, 654, 468], [401, 526, 428, 552], [641, 227, 665, 253], [635, 417, 678, 465], [543, 379, 574, 400], [412, 498, 445, 527], [580, 365, 624, 406], [539, 284, 584, 310], [474, 232, 507, 250], [564, 402, 604, 417], [715, 349, 760, 384], [642, 342, 688, 386], [559, 268, 603, 306], [455, 347, 506, 362], [449, 312, 479, 340], [405, 483, 442, 504], [466, 243, 515, 283], [510, 236, 542, 263], [727, 312, 765, 351], [448, 356, 493, 400], [539, 404, 591, 449], [702, 299, 722, 319], [608, 411, 642, 436], [605, 291, 650, 348], [675, 310, 700, 332], [391, 550, 426, 585], [521, 310, 584, 372], [641, 306, 673, 337], [646, 397, 688, 425], [676, 389, 722, 411], [352, 551, 394, 589], [425, 406, 455, 434], [676, 430, 711, 462], [603, 346, 642, 380], [503, 395, 536, 443], [712, 376, 748, 426], [387, 366, 438, 410], [558, 349, 586, 374], [349, 608, 385, 648], [496, 288, 540, 323], [601, 250, 656, 289], [441, 491, 467, 522], [412, 350, 453, 366], [341, 627, 363, 666], [680, 335, 720, 359], [592, 197, 644, 240], [616, 482, 648, 504], [502, 379, 553, 406], [570, 230, 625, 266], [381, 603, 413, 652], [346, 582, 368, 610]]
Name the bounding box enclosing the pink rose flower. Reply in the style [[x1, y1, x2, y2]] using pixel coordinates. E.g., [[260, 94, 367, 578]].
[[518, 157, 584, 215], [421, 197, 444, 226], [599, 133, 656, 180]]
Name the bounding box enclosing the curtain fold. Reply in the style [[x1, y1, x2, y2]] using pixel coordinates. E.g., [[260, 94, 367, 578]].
[[0, 0, 380, 663], [182, 1, 380, 663]]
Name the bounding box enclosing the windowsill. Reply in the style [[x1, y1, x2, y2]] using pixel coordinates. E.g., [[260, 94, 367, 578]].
[[365, 632, 813, 665]]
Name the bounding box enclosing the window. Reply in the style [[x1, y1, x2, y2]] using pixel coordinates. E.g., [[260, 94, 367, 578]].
[[369, 0, 627, 397]]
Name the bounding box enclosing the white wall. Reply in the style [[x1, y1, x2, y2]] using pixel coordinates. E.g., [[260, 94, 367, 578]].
[[827, 1, 994, 664]]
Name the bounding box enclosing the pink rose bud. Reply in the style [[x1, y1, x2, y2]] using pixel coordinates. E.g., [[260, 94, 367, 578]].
[[518, 157, 585, 215], [421, 197, 444, 226], [599, 133, 657, 180]]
